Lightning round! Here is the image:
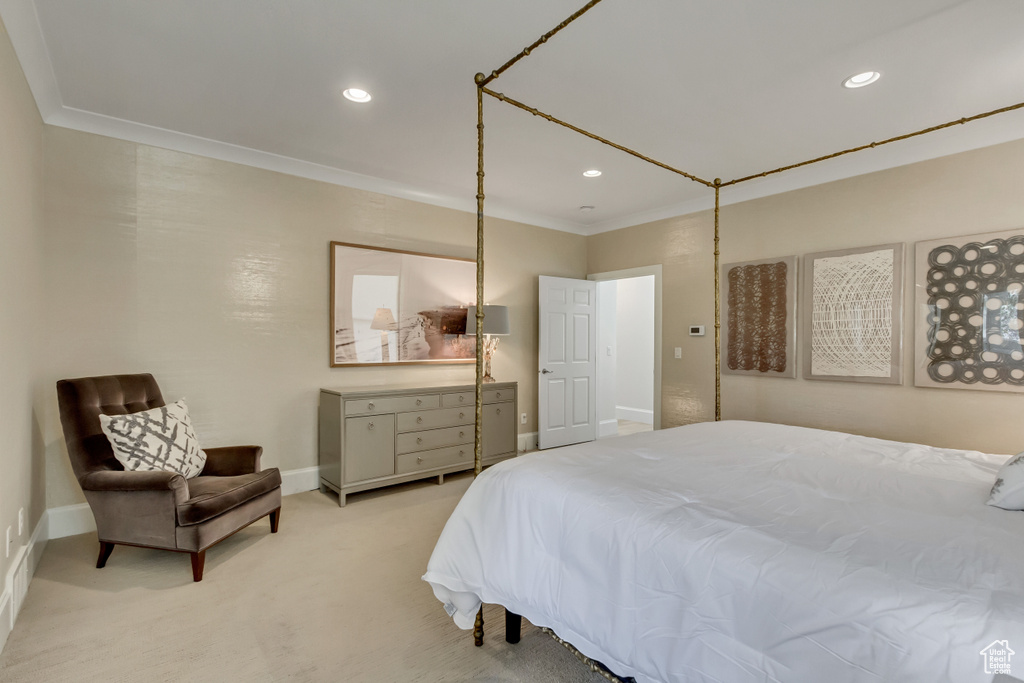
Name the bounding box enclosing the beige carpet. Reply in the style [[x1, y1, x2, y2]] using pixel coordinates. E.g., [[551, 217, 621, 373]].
[[0, 473, 609, 683]]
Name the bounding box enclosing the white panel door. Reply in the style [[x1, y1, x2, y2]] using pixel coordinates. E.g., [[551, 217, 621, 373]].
[[538, 276, 597, 449]]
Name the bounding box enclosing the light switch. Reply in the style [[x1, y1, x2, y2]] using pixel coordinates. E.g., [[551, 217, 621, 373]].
[[674, 347, 682, 359]]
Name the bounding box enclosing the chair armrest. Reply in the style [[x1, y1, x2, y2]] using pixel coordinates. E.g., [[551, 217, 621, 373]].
[[201, 445, 263, 476], [79, 469, 187, 494]]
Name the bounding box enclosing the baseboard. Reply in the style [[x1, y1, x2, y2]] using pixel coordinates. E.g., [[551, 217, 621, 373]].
[[1, 513, 48, 654], [598, 419, 619, 438], [281, 466, 319, 496], [518, 431, 538, 453], [47, 503, 95, 540], [616, 406, 654, 425]]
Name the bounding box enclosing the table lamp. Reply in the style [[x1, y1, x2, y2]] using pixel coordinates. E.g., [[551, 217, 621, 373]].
[[466, 305, 511, 382]]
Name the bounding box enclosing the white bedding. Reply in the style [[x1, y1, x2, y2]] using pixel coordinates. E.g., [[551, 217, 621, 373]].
[[422, 420, 1024, 683]]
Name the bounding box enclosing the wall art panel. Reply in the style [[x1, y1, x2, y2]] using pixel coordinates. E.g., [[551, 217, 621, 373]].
[[721, 256, 797, 377], [802, 243, 904, 384], [915, 229, 1024, 392]]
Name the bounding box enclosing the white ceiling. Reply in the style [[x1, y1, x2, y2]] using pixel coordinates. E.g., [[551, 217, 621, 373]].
[[3, 0, 1023, 235]]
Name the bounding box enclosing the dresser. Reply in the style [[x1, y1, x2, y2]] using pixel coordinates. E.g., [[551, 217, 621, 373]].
[[318, 381, 518, 506]]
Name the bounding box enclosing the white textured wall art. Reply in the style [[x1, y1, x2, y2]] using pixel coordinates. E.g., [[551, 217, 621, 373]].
[[802, 243, 904, 384]]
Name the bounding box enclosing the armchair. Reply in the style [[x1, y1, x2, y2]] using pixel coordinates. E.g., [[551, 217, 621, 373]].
[[56, 373, 282, 581]]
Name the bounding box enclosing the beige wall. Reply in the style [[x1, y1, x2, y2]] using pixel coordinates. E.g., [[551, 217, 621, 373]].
[[589, 137, 1024, 454], [0, 17, 45, 578], [42, 127, 586, 509]]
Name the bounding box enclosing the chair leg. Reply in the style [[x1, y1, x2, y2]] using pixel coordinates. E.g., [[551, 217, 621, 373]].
[[96, 541, 115, 568], [190, 550, 206, 582], [269, 507, 281, 533]]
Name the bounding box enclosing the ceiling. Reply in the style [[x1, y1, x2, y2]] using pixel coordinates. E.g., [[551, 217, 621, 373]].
[[3, 0, 1023, 235]]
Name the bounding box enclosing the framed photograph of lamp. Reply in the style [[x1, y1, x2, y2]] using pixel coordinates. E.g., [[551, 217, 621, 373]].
[[466, 305, 511, 382]]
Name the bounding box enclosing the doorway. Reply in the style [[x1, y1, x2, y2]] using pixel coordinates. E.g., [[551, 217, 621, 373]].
[[590, 266, 662, 438]]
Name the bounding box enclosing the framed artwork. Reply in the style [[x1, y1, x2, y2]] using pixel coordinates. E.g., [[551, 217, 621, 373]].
[[720, 255, 797, 377], [914, 229, 1024, 392], [330, 242, 477, 367], [801, 243, 904, 384]]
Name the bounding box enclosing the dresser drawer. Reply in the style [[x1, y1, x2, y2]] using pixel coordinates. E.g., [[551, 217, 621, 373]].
[[441, 391, 474, 408], [396, 406, 474, 433], [441, 387, 515, 407], [396, 424, 473, 455], [395, 444, 473, 474], [345, 393, 439, 416], [483, 387, 514, 404]]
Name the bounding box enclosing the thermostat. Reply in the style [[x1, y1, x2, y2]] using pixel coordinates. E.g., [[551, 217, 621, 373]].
[[689, 325, 705, 337]]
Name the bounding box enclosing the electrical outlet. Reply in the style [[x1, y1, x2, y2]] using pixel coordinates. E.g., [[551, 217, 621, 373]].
[[18, 508, 24, 536], [5, 526, 11, 558], [520, 412, 528, 425]]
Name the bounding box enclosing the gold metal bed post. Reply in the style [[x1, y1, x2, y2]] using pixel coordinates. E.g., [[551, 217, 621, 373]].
[[473, 74, 487, 648], [714, 179, 722, 422]]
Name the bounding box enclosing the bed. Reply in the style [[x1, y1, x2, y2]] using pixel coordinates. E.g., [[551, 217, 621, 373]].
[[423, 420, 1024, 683]]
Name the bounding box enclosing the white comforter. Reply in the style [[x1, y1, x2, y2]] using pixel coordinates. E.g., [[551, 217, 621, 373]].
[[423, 420, 1024, 683]]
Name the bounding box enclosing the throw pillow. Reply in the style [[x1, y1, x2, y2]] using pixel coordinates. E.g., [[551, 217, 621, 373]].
[[987, 451, 1024, 510], [99, 399, 207, 478]]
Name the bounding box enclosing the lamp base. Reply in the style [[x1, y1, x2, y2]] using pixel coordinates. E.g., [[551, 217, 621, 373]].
[[482, 375, 496, 383]]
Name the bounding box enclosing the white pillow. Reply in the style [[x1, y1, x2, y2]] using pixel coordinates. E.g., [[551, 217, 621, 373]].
[[987, 451, 1024, 510], [99, 399, 207, 479]]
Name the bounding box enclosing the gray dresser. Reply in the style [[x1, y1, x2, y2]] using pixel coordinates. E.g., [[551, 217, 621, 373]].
[[318, 381, 518, 505]]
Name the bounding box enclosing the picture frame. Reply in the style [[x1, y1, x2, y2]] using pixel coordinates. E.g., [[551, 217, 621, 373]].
[[914, 228, 1024, 393], [720, 255, 797, 378], [801, 243, 904, 384], [330, 242, 477, 367]]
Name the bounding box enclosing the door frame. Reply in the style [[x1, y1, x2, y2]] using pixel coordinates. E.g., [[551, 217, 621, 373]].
[[588, 265, 663, 431]]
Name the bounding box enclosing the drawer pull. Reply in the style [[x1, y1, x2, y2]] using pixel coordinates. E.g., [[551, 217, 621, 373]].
[[459, 431, 465, 438], [459, 412, 465, 419], [496, 392, 501, 399], [496, 408, 501, 415], [416, 399, 422, 406], [416, 437, 423, 444], [368, 422, 374, 430], [459, 450, 466, 456], [416, 456, 423, 464], [459, 395, 465, 402], [416, 416, 423, 424], [368, 402, 375, 410]]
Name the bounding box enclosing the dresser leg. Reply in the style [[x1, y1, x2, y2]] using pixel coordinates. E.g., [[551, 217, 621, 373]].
[[437, 474, 444, 485], [338, 492, 346, 507]]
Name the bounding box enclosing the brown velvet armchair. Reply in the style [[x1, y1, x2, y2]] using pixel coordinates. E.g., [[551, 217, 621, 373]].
[[56, 373, 282, 581]]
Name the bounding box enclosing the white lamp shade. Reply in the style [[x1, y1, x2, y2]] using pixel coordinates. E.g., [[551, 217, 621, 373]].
[[370, 307, 397, 330], [466, 305, 510, 335]]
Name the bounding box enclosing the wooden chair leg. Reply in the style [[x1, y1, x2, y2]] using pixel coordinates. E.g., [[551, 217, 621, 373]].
[[190, 550, 206, 582], [269, 507, 281, 533], [96, 541, 115, 568], [505, 610, 522, 644]]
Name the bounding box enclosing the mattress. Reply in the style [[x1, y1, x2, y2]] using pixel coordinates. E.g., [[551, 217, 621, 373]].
[[423, 420, 1024, 683]]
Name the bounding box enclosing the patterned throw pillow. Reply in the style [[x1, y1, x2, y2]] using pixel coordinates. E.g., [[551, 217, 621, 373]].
[[99, 399, 207, 479], [987, 451, 1024, 510]]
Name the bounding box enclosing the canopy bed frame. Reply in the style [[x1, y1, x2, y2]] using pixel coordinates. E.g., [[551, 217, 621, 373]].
[[462, 1, 1024, 679]]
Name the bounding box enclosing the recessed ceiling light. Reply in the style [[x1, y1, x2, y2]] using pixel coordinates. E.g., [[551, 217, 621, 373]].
[[343, 88, 372, 103], [843, 71, 880, 89], [583, 169, 602, 178]]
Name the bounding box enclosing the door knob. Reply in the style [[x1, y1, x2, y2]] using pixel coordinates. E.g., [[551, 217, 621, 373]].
[[541, 369, 554, 374]]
